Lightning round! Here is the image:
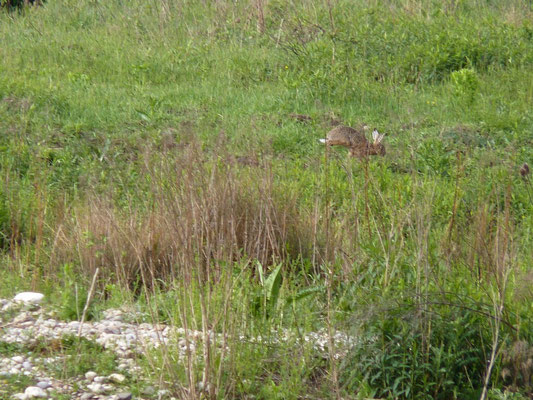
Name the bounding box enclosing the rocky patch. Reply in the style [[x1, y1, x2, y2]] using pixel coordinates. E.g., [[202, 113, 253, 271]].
[[1, 293, 354, 399]]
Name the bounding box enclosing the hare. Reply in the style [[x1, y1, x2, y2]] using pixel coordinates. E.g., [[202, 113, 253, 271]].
[[319, 125, 386, 158]]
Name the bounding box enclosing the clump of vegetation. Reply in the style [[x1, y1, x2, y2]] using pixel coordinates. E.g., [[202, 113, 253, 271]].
[[42, 335, 119, 379], [341, 303, 489, 399], [451, 68, 480, 103], [0, 341, 26, 356], [0, 374, 35, 398]]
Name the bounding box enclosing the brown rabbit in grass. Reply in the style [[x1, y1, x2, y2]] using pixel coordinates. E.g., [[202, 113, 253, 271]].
[[319, 125, 386, 158]]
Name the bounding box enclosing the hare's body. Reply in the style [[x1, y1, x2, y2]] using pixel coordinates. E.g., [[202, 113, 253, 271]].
[[320, 125, 386, 158]]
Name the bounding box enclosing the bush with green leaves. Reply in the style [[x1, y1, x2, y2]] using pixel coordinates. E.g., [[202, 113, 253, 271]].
[[451, 68, 480, 102], [341, 304, 489, 399]]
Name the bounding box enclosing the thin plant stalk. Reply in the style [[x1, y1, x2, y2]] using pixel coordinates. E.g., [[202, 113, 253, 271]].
[[77, 267, 99, 337], [323, 135, 340, 399]]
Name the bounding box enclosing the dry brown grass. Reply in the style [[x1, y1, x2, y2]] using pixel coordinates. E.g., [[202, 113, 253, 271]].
[[50, 141, 313, 289]]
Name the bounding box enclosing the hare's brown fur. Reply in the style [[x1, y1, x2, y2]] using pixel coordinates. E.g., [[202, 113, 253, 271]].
[[322, 125, 386, 158]]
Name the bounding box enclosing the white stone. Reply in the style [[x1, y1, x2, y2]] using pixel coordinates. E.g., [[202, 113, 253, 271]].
[[24, 386, 47, 398], [108, 373, 126, 383], [85, 371, 97, 381], [43, 319, 56, 328], [13, 313, 34, 324], [142, 386, 155, 395], [12, 355, 24, 363], [93, 375, 106, 383], [87, 383, 106, 394], [36, 381, 51, 389], [13, 292, 44, 304]]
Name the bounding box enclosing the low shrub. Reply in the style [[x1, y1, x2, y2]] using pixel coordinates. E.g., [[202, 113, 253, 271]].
[[340, 302, 489, 399]]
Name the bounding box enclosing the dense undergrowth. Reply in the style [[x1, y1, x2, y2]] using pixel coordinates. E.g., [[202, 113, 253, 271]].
[[1, 0, 533, 398]]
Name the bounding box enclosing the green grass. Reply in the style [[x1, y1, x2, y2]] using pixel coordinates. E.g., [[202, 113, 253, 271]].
[[0, 374, 35, 399], [1, 0, 532, 398], [0, 336, 119, 379], [42, 335, 119, 379], [0, 341, 26, 356]]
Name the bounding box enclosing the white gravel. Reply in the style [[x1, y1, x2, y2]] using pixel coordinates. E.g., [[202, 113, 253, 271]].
[[1, 292, 354, 399]]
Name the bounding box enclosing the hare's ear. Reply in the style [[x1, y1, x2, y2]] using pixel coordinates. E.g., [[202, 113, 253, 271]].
[[372, 129, 379, 142], [376, 133, 385, 143]]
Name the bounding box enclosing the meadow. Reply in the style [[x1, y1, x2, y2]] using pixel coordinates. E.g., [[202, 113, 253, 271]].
[[1, 0, 533, 398]]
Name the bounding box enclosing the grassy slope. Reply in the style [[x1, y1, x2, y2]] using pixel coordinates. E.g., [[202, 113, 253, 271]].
[[1, 0, 533, 399]]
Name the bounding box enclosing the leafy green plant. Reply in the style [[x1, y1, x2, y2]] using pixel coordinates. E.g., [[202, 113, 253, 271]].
[[341, 305, 488, 399], [488, 388, 529, 400], [56, 263, 92, 321], [254, 262, 283, 318], [451, 68, 480, 102]]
